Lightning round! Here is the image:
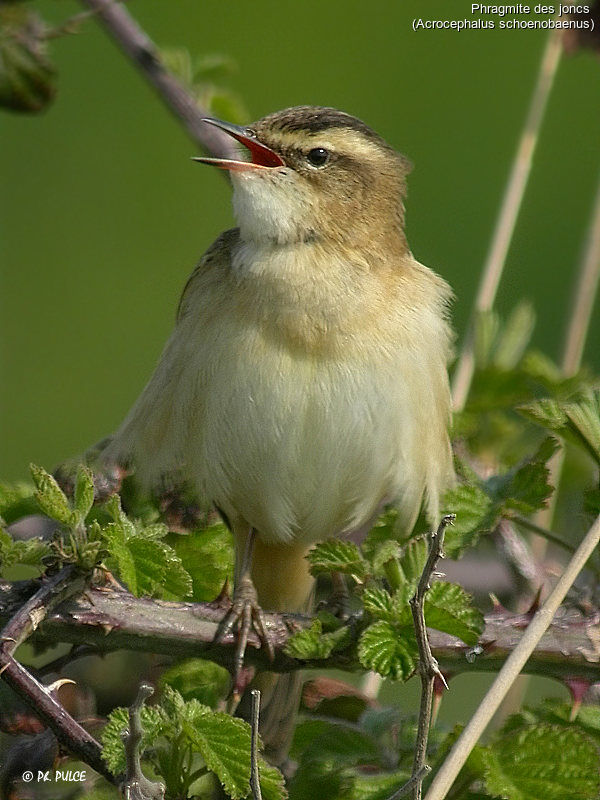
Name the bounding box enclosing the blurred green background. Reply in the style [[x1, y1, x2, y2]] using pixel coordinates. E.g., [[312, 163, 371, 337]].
[[2, 0, 600, 481]]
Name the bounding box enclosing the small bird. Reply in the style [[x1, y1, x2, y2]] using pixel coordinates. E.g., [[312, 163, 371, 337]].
[[102, 106, 454, 763]]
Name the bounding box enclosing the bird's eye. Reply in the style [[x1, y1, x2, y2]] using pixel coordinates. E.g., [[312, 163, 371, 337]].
[[307, 147, 329, 168]]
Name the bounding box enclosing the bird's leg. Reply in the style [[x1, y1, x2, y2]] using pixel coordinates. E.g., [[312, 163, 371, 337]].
[[213, 527, 275, 695], [318, 571, 351, 620]]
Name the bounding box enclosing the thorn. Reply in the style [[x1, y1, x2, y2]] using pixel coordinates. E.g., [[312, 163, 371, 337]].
[[565, 676, 590, 721], [526, 586, 544, 617], [214, 577, 231, 606], [47, 678, 76, 695], [431, 672, 451, 725]]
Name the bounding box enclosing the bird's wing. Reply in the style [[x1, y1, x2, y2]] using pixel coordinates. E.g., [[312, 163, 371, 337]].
[[176, 227, 240, 322], [101, 228, 240, 496]]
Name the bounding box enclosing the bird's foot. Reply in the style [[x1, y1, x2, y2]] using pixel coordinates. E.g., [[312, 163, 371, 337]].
[[317, 572, 351, 620], [213, 574, 274, 697]]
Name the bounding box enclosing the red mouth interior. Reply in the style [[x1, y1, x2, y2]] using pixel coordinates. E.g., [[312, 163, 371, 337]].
[[236, 133, 284, 168]]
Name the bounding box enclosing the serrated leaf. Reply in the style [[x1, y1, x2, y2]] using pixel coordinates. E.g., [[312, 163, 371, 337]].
[[102, 521, 138, 592], [30, 464, 74, 525], [519, 398, 568, 431], [442, 483, 495, 558], [483, 723, 600, 800], [488, 437, 558, 516], [258, 759, 287, 800], [361, 585, 412, 626], [358, 621, 417, 681], [362, 587, 395, 621], [182, 710, 252, 799], [564, 391, 600, 466], [307, 540, 367, 580], [153, 541, 192, 599], [160, 659, 230, 708], [127, 537, 168, 596], [100, 705, 164, 774], [74, 465, 95, 519], [424, 581, 484, 645], [520, 391, 600, 466], [398, 536, 428, 584], [166, 523, 233, 601], [285, 618, 351, 661]]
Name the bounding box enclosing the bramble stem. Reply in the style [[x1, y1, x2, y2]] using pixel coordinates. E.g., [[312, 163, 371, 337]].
[[406, 515, 455, 800]]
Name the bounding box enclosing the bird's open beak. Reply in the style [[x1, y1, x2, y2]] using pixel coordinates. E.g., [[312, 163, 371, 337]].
[[192, 118, 285, 172]]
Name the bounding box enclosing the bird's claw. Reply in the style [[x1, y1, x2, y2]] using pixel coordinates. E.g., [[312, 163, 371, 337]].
[[213, 575, 274, 694]]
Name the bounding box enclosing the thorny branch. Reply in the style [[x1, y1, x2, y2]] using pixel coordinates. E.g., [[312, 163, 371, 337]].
[[405, 515, 454, 800], [0, 566, 115, 783], [1, 576, 599, 679]]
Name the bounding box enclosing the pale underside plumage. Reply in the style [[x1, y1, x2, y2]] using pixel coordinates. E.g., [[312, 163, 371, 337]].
[[103, 227, 454, 546]]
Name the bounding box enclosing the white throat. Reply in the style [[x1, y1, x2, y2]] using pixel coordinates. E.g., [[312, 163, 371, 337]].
[[231, 170, 315, 245]]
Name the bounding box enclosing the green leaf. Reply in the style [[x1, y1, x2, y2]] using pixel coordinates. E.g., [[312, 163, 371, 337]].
[[307, 540, 368, 580], [30, 464, 74, 525], [0, 527, 50, 576], [297, 720, 382, 768], [285, 618, 351, 661], [362, 587, 395, 621], [361, 584, 412, 626], [182, 709, 252, 799], [357, 621, 417, 681], [520, 391, 600, 466], [0, 7, 56, 113], [483, 723, 600, 800], [442, 483, 495, 558], [155, 541, 193, 599], [160, 659, 230, 708], [348, 769, 412, 800], [102, 521, 138, 592], [487, 437, 558, 516], [398, 536, 428, 585], [74, 465, 95, 519], [258, 759, 288, 800], [166, 523, 233, 601], [424, 582, 484, 646], [100, 705, 164, 774], [0, 481, 37, 524]]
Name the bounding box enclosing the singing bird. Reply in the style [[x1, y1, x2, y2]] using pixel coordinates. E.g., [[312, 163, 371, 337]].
[[101, 106, 454, 763]]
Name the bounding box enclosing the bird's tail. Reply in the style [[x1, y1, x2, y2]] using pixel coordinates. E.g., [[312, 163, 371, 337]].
[[239, 537, 315, 768]]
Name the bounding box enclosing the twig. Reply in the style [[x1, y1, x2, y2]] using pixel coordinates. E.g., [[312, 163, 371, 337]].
[[424, 512, 600, 800], [0, 564, 81, 655], [0, 565, 115, 781], [249, 689, 263, 800], [122, 683, 165, 800], [451, 29, 562, 412], [408, 515, 455, 800], [78, 0, 239, 160], [389, 767, 432, 800], [0, 655, 115, 782]]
